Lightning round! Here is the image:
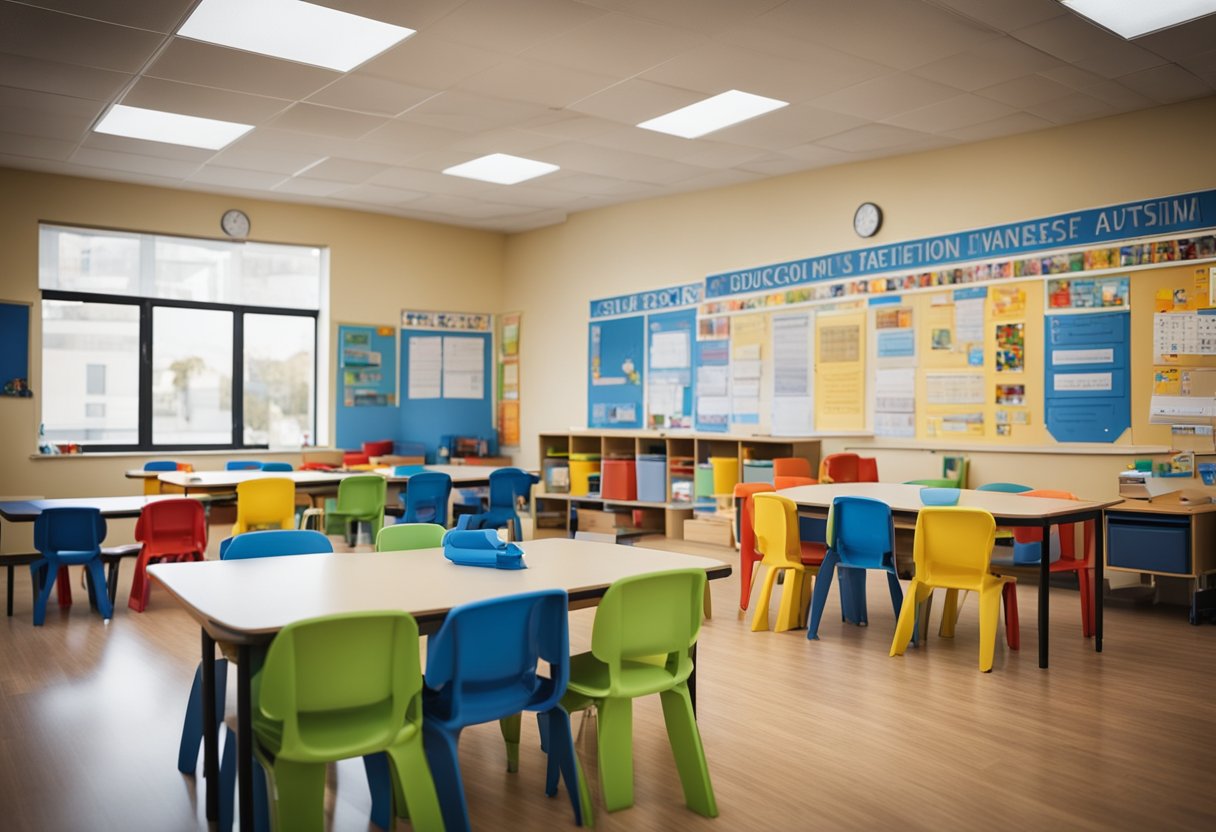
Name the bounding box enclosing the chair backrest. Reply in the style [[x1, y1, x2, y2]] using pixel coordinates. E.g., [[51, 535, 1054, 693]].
[[34, 507, 106, 556], [233, 478, 296, 533], [254, 611, 425, 760], [376, 523, 446, 552], [362, 439, 395, 457], [976, 482, 1033, 493], [143, 460, 178, 471], [827, 496, 895, 570], [401, 472, 452, 526], [733, 482, 775, 561], [772, 457, 813, 479], [424, 590, 569, 726], [942, 456, 968, 488], [488, 467, 538, 510], [773, 475, 815, 490], [336, 474, 387, 519], [751, 493, 802, 568], [221, 529, 334, 560], [260, 462, 294, 472], [226, 460, 263, 470], [912, 507, 996, 588], [1011, 489, 1089, 563], [590, 569, 705, 696], [858, 457, 879, 482], [820, 453, 860, 483], [135, 498, 206, 556]]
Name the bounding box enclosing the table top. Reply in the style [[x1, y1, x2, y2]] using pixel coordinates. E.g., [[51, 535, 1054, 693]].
[[375, 464, 506, 484], [777, 483, 1121, 522], [0, 494, 212, 522], [155, 470, 355, 488], [149, 537, 731, 640]]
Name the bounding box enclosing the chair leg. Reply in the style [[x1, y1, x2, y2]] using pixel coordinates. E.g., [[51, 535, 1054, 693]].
[[383, 736, 445, 831], [540, 707, 588, 826], [266, 758, 326, 832], [739, 558, 762, 617], [56, 565, 72, 608], [6, 564, 13, 617], [595, 696, 635, 812], [30, 560, 57, 626], [774, 567, 804, 633], [890, 580, 929, 657], [178, 659, 228, 774], [128, 554, 151, 613], [939, 589, 961, 638], [422, 723, 471, 832], [85, 560, 112, 620], [500, 713, 522, 773], [917, 590, 935, 645], [1002, 581, 1020, 650], [750, 567, 779, 632], [363, 752, 394, 830], [806, 551, 839, 640], [844, 568, 869, 625], [978, 586, 1003, 673], [1079, 567, 1095, 638], [659, 683, 718, 818], [106, 557, 121, 607]]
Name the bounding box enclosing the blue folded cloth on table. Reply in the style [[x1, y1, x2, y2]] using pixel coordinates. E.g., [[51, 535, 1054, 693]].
[[442, 529, 526, 570]]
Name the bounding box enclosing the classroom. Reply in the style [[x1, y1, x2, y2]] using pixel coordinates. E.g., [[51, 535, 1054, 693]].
[[2, 1, 1216, 830]]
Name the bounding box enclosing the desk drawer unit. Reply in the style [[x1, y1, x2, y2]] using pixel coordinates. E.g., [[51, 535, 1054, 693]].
[[1106, 512, 1190, 574]]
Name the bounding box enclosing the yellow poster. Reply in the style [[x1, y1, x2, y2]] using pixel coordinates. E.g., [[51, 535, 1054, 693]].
[[814, 310, 865, 430], [991, 286, 1026, 318], [498, 401, 520, 446]]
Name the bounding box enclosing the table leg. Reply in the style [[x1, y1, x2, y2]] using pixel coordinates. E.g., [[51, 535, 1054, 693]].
[[1038, 522, 1050, 669], [238, 644, 254, 832], [201, 629, 219, 822], [1094, 510, 1104, 653]]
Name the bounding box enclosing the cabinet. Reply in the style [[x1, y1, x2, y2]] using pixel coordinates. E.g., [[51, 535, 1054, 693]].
[[534, 430, 821, 539], [1104, 496, 1216, 588]]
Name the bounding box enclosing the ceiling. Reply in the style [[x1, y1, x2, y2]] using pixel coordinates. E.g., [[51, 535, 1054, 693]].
[[1, 0, 1214, 233]]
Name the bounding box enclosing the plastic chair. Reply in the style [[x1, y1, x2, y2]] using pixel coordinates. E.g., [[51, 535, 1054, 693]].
[[246, 611, 444, 832], [562, 569, 717, 817], [232, 478, 296, 536], [749, 493, 819, 633], [400, 472, 452, 527], [819, 453, 879, 483], [807, 496, 906, 641], [30, 507, 112, 626], [734, 483, 775, 613], [143, 460, 183, 495], [907, 457, 969, 488], [376, 523, 446, 552], [463, 468, 539, 541], [226, 460, 263, 470], [976, 482, 1033, 493], [889, 507, 1018, 672], [324, 474, 386, 543], [773, 475, 816, 489], [129, 498, 206, 612], [259, 462, 293, 472], [772, 457, 815, 480], [389, 590, 587, 831]]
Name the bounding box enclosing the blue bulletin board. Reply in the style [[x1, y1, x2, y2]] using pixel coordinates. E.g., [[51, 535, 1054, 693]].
[[646, 308, 695, 430], [335, 324, 399, 450], [1044, 311, 1130, 442], [694, 337, 730, 432], [0, 301, 31, 397], [400, 329, 493, 461], [588, 315, 645, 428]]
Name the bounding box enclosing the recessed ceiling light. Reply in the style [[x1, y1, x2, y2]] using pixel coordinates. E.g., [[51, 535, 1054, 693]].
[[178, 0, 415, 72], [442, 154, 559, 185], [1061, 0, 1216, 39], [637, 90, 789, 139], [94, 105, 253, 150]]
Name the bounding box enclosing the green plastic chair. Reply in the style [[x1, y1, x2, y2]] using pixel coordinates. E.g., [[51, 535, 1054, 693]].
[[905, 456, 969, 489], [562, 568, 717, 818], [251, 610, 444, 832], [376, 522, 446, 552], [324, 474, 386, 542]]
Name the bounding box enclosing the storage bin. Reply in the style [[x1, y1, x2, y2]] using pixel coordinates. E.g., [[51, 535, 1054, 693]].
[[569, 453, 601, 496], [543, 458, 570, 493], [636, 454, 667, 503], [694, 464, 714, 499], [1106, 512, 1190, 574], [743, 459, 773, 484], [710, 456, 739, 495], [601, 458, 637, 501]]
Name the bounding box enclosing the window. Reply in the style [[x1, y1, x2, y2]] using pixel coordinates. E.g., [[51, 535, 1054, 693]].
[[40, 224, 324, 451]]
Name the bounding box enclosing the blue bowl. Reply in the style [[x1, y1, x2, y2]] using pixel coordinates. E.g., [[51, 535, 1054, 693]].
[[920, 487, 960, 506]]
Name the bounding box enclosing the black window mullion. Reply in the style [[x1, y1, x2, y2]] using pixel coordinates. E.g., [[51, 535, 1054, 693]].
[[138, 300, 152, 447], [232, 311, 244, 447]]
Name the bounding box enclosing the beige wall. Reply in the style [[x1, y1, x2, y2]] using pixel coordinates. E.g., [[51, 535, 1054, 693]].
[[0, 168, 503, 546], [503, 96, 1216, 500]]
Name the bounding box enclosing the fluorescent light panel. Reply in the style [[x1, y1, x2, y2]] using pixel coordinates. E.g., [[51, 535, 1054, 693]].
[[1061, 0, 1216, 39], [94, 104, 253, 150], [178, 0, 415, 72], [638, 90, 789, 139], [443, 154, 559, 185]]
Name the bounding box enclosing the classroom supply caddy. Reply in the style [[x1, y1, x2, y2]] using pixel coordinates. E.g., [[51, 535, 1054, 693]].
[[569, 453, 601, 496], [636, 454, 667, 503]]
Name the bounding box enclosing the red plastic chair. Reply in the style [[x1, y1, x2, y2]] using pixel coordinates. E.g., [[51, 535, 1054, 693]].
[[772, 457, 814, 480], [736, 482, 827, 615], [129, 499, 207, 612], [819, 453, 879, 483], [774, 475, 816, 489], [1009, 489, 1096, 638]]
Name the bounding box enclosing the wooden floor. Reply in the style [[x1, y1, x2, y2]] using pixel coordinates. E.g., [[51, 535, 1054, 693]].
[[2, 536, 1215, 831]]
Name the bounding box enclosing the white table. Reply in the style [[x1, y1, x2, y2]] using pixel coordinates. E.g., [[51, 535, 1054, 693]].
[[777, 483, 1121, 669], [154, 469, 356, 493], [149, 538, 731, 828], [376, 463, 506, 486]]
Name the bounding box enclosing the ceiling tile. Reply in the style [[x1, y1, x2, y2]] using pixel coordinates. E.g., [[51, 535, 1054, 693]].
[[814, 123, 940, 153], [776, 142, 857, 167], [462, 183, 578, 209], [912, 36, 1065, 91], [582, 126, 712, 162], [305, 74, 439, 117], [1037, 64, 1107, 90], [736, 153, 827, 177], [16, 0, 197, 33], [1025, 92, 1119, 124], [521, 12, 706, 77], [493, 208, 568, 233], [1079, 80, 1158, 110], [577, 0, 784, 35], [539, 171, 661, 197], [679, 141, 771, 170], [1011, 14, 1127, 64], [456, 57, 619, 109], [367, 166, 496, 196], [511, 112, 624, 141], [1115, 64, 1215, 104], [0, 102, 96, 142], [310, 0, 466, 30], [884, 93, 1018, 133], [448, 128, 563, 157], [186, 165, 287, 190], [718, 26, 894, 82], [566, 79, 704, 125], [0, 53, 131, 101], [70, 146, 201, 178], [423, 0, 605, 53], [0, 85, 106, 117], [708, 104, 868, 150], [78, 132, 218, 162], [266, 103, 388, 139], [1135, 14, 1216, 60], [662, 168, 766, 193], [398, 90, 551, 133], [208, 145, 326, 176], [271, 177, 351, 198], [293, 156, 388, 184], [940, 110, 1055, 142], [358, 32, 512, 90], [0, 130, 77, 161], [809, 73, 962, 121], [146, 38, 341, 100], [924, 0, 1065, 32], [359, 120, 477, 156], [1074, 45, 1170, 80], [0, 2, 165, 73], [327, 183, 427, 207], [537, 142, 709, 185], [1175, 48, 1216, 85], [121, 77, 291, 125], [224, 126, 344, 157], [976, 74, 1076, 108]]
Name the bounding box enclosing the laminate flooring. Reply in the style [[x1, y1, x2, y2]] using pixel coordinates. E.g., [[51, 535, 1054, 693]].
[[1, 537, 1214, 831]]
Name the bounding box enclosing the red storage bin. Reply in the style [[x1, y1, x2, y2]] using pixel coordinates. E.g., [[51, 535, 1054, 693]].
[[601, 459, 637, 501]]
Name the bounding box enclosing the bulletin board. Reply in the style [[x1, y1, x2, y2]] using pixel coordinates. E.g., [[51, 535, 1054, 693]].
[[334, 323, 398, 449], [588, 315, 645, 428], [400, 328, 493, 461], [646, 308, 694, 429], [0, 301, 32, 397]]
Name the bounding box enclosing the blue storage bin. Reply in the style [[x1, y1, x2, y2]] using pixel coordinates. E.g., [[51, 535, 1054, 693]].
[[636, 454, 667, 503], [743, 460, 773, 483], [1106, 512, 1190, 574]]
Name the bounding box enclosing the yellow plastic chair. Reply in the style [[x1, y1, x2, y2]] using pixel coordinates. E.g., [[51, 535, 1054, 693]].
[[889, 507, 1015, 672], [232, 477, 296, 536], [750, 493, 816, 633]]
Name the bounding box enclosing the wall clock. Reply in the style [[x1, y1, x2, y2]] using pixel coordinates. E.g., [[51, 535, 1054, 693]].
[[221, 209, 250, 239], [853, 202, 882, 238]]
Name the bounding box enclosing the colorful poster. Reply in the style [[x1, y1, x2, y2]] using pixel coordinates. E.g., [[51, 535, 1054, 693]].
[[995, 322, 1025, 372], [1045, 276, 1129, 311]]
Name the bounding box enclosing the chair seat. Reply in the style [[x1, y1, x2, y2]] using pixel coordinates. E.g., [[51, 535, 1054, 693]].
[[799, 541, 826, 566], [566, 652, 684, 700], [102, 543, 142, 560], [255, 697, 420, 763]]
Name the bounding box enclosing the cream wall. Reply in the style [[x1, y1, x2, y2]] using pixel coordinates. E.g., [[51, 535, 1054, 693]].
[[0, 168, 503, 547], [502, 96, 1216, 500]]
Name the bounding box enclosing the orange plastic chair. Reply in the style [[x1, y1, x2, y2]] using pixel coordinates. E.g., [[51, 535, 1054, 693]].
[[774, 475, 816, 490], [772, 457, 814, 480], [1008, 489, 1096, 638], [130, 498, 206, 612], [819, 453, 878, 483], [890, 507, 1018, 672], [232, 477, 296, 536], [858, 457, 879, 482], [734, 483, 775, 614], [749, 493, 821, 632]]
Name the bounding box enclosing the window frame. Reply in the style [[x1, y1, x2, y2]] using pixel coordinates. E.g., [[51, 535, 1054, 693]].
[[41, 288, 319, 453]]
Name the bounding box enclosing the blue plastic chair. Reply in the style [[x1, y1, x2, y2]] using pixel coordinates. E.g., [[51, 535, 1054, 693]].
[[400, 471, 453, 527], [258, 462, 293, 472], [226, 460, 263, 471], [30, 507, 112, 626], [807, 496, 907, 642], [976, 482, 1033, 493], [219, 529, 333, 561], [462, 468, 539, 541], [367, 589, 586, 832], [143, 460, 179, 471]]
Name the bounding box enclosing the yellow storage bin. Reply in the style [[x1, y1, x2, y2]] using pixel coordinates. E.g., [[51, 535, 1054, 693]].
[[569, 453, 602, 496], [710, 456, 739, 495]]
